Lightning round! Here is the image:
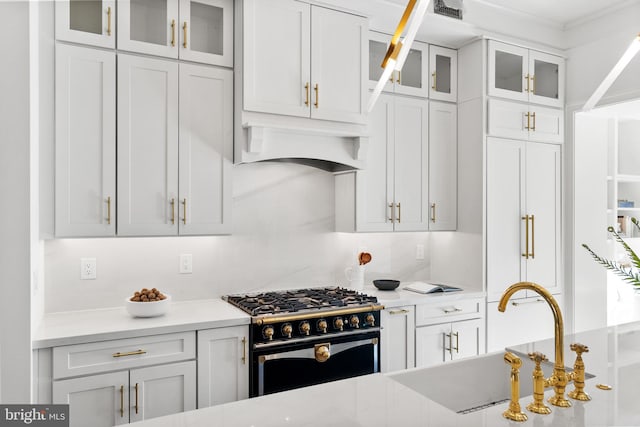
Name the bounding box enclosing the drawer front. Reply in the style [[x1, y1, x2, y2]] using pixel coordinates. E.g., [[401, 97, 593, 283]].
[[53, 332, 196, 379], [415, 298, 483, 326]]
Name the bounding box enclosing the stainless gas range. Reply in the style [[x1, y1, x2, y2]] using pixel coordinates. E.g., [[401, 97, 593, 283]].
[[224, 287, 384, 397]]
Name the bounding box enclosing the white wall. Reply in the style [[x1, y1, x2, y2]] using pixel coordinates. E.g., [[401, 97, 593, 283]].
[[0, 1, 33, 403], [44, 162, 433, 312]]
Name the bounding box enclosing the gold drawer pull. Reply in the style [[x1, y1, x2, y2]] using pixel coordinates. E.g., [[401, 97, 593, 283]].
[[511, 298, 544, 306], [113, 349, 146, 358], [389, 309, 410, 315], [443, 307, 462, 314]]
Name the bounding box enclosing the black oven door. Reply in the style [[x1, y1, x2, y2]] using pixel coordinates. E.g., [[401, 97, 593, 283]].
[[251, 331, 379, 397]]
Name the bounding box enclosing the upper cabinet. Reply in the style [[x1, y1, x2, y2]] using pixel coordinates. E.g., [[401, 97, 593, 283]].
[[368, 31, 429, 98], [429, 45, 457, 102], [55, 0, 116, 48], [117, 0, 233, 67], [488, 40, 564, 108], [243, 0, 367, 123]]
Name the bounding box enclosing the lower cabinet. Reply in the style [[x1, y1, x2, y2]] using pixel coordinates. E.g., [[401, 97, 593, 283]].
[[197, 326, 249, 407], [380, 306, 415, 373], [415, 318, 483, 368]]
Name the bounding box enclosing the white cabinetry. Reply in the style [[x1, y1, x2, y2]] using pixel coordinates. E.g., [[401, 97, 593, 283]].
[[335, 94, 429, 232], [117, 0, 233, 66], [488, 98, 563, 143], [197, 326, 248, 407], [429, 45, 457, 102], [52, 332, 196, 426], [55, 0, 116, 48], [428, 101, 457, 230], [117, 54, 232, 236], [380, 306, 415, 373], [55, 44, 116, 237], [414, 297, 485, 368], [488, 40, 564, 108], [242, 0, 366, 123]]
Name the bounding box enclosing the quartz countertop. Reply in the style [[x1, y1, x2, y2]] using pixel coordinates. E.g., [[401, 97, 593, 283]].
[[127, 321, 640, 427], [364, 283, 485, 308]]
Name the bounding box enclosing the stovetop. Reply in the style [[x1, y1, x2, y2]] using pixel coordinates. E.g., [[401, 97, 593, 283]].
[[224, 287, 379, 317]]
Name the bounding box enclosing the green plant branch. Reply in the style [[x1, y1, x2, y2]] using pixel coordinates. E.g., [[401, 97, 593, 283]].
[[607, 226, 640, 271], [582, 243, 640, 288]]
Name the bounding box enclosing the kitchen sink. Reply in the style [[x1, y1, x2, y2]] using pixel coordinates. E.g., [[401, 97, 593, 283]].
[[387, 351, 595, 414]]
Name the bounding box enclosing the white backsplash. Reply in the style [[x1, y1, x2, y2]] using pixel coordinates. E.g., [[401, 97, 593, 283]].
[[44, 162, 431, 313]]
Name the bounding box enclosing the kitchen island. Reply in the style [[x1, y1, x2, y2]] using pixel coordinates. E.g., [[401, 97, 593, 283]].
[[127, 320, 640, 427]]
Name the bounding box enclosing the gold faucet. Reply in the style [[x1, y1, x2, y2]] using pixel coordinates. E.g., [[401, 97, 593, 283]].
[[503, 352, 528, 422], [498, 282, 571, 408]]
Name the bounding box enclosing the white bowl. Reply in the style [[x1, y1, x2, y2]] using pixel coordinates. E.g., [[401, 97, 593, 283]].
[[125, 294, 171, 318]]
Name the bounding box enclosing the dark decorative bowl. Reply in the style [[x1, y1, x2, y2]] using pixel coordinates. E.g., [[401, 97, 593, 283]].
[[373, 279, 400, 291]]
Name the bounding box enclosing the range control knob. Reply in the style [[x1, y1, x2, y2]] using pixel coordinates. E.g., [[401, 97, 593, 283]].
[[317, 319, 328, 333], [299, 321, 311, 336], [262, 326, 274, 341], [334, 317, 344, 331], [349, 315, 360, 329], [365, 313, 375, 327], [281, 323, 293, 338]]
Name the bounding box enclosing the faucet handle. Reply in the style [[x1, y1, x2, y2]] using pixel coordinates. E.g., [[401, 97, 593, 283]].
[[568, 343, 592, 402], [570, 343, 589, 356], [528, 351, 548, 365], [526, 352, 552, 415]]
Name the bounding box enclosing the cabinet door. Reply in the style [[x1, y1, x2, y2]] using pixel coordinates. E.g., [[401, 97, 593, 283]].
[[53, 371, 129, 427], [415, 323, 450, 368], [117, 54, 179, 236], [486, 137, 525, 301], [429, 45, 457, 102], [525, 143, 561, 294], [380, 306, 416, 373], [368, 31, 395, 94], [117, 0, 179, 58], [488, 40, 528, 102], [243, 0, 310, 117], [55, 0, 115, 48], [393, 97, 429, 231], [395, 41, 429, 98], [178, 0, 233, 66], [178, 64, 233, 235], [450, 318, 483, 361], [487, 98, 530, 141], [528, 105, 564, 143], [55, 44, 116, 237], [355, 93, 394, 232], [311, 5, 367, 123], [428, 101, 457, 231], [197, 326, 249, 408], [129, 361, 196, 423], [528, 50, 564, 108]]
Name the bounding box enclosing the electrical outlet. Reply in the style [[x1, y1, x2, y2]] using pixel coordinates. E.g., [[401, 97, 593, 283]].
[[416, 244, 425, 260], [180, 254, 193, 274], [80, 258, 97, 280]]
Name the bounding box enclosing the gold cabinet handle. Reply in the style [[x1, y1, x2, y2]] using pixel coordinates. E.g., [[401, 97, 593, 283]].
[[314, 84, 319, 108], [171, 19, 176, 47], [182, 198, 187, 224], [182, 22, 187, 48], [445, 333, 453, 356], [525, 112, 530, 130], [431, 71, 436, 89], [241, 337, 247, 364], [389, 71, 395, 82], [304, 82, 309, 106], [113, 349, 147, 358], [443, 307, 462, 314], [135, 383, 139, 414], [511, 298, 544, 306], [106, 196, 111, 225], [531, 112, 536, 131], [525, 73, 530, 93], [522, 215, 530, 259], [120, 385, 124, 418], [396, 70, 401, 83], [530, 214, 535, 259], [452, 331, 459, 353], [388, 202, 395, 223], [531, 75, 536, 94], [389, 309, 410, 315], [396, 202, 401, 223], [431, 202, 436, 223], [107, 7, 112, 36], [170, 198, 175, 225]]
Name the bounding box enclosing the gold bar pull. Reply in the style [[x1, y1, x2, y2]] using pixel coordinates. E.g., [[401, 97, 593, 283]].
[[397, 202, 401, 223], [135, 383, 139, 414], [388, 202, 395, 223], [525, 73, 530, 93], [107, 7, 112, 36], [113, 349, 147, 358], [525, 112, 530, 130], [171, 19, 176, 47], [389, 309, 410, 315], [170, 198, 175, 225], [431, 202, 436, 223], [314, 84, 319, 108], [182, 22, 187, 48], [530, 214, 535, 259], [431, 71, 436, 89], [445, 333, 453, 356], [304, 83, 310, 106], [396, 70, 401, 83], [452, 331, 459, 353], [389, 71, 395, 82], [120, 385, 124, 417], [531, 112, 536, 131], [522, 215, 530, 259], [106, 196, 111, 225], [531, 75, 536, 94], [182, 198, 187, 224], [241, 337, 247, 364]]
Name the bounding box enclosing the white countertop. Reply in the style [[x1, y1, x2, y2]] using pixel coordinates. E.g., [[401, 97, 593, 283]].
[[364, 283, 485, 308], [127, 321, 640, 427], [32, 298, 250, 348]]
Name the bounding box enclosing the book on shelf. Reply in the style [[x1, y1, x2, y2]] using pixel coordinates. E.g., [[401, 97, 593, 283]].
[[403, 281, 462, 294]]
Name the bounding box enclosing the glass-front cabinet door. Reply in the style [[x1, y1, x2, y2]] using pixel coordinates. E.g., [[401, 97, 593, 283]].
[[118, 0, 178, 58], [178, 0, 233, 67], [429, 45, 457, 102], [528, 49, 564, 108], [55, 0, 116, 48], [488, 40, 528, 102]]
